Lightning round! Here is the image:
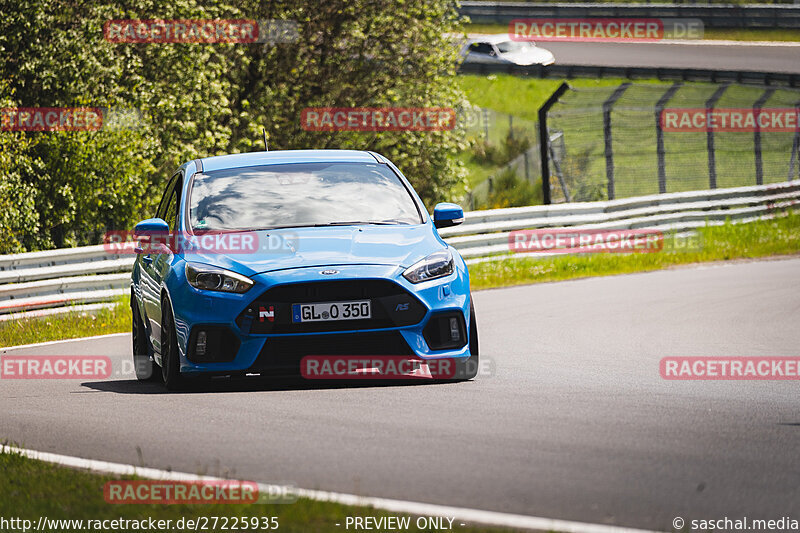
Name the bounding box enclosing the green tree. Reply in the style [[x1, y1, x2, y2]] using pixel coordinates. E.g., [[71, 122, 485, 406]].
[[226, 0, 468, 202], [0, 0, 468, 251]]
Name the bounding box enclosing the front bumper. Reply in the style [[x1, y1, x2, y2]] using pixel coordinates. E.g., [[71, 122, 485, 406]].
[[167, 263, 472, 376]]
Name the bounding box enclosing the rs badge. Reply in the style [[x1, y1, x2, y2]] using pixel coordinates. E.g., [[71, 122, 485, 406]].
[[259, 306, 275, 322]]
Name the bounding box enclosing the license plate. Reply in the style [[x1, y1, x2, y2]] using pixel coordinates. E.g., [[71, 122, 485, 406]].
[[292, 300, 371, 323]]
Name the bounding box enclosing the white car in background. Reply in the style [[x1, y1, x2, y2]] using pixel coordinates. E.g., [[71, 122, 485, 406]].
[[460, 34, 555, 66]]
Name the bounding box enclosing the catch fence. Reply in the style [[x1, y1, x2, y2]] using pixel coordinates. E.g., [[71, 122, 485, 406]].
[[541, 82, 800, 203], [462, 107, 541, 209]]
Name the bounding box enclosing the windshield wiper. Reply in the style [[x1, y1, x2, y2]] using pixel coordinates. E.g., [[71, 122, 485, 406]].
[[238, 220, 412, 231], [247, 224, 325, 231], [321, 220, 410, 226]]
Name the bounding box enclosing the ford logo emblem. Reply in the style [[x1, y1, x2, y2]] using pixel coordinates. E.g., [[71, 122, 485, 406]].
[[320, 269, 339, 275]]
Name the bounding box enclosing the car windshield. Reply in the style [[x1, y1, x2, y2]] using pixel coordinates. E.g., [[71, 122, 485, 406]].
[[189, 162, 423, 231], [469, 42, 495, 55], [495, 41, 532, 54]]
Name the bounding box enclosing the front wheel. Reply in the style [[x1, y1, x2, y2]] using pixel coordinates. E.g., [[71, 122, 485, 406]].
[[160, 298, 184, 391], [454, 301, 479, 381], [132, 301, 158, 381]]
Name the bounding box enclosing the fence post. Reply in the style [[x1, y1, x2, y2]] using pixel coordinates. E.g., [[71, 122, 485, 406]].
[[482, 108, 489, 141], [523, 150, 530, 182], [753, 87, 776, 186], [603, 83, 632, 201], [655, 83, 682, 194], [538, 82, 570, 205], [548, 133, 572, 203], [789, 100, 800, 182], [705, 84, 729, 190], [509, 114, 514, 140]]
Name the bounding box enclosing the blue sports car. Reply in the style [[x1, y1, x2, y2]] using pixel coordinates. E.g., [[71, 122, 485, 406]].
[[130, 149, 478, 389]]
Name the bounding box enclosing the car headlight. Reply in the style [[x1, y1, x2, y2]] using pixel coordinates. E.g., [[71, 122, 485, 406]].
[[185, 262, 254, 293], [402, 250, 454, 283]]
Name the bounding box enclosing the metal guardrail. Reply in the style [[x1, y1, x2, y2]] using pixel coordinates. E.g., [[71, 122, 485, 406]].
[[0, 246, 133, 319], [459, 2, 800, 29], [443, 180, 800, 258], [0, 180, 798, 319], [458, 63, 800, 89]]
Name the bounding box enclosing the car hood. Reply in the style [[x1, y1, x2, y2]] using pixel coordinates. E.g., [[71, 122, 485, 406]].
[[501, 48, 555, 66], [183, 225, 446, 275]]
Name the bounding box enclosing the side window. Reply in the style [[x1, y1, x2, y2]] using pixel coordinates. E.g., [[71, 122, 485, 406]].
[[164, 188, 178, 230], [470, 42, 494, 55], [155, 175, 178, 220], [164, 173, 182, 230]]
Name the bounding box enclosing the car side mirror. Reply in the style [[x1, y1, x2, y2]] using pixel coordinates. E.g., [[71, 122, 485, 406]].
[[433, 203, 464, 229], [133, 218, 170, 254]]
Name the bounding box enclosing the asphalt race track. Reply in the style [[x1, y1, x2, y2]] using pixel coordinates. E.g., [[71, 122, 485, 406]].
[[2, 258, 800, 531], [539, 41, 800, 74]]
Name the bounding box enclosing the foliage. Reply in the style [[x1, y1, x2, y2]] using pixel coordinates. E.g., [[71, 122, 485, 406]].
[[475, 167, 541, 209], [0, 0, 468, 252], [0, 83, 43, 252], [470, 127, 534, 167]]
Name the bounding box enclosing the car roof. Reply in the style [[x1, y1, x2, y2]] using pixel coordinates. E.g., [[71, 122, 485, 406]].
[[198, 149, 382, 173], [466, 34, 517, 45]]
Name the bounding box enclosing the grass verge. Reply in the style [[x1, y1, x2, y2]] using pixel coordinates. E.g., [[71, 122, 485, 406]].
[[468, 212, 800, 291], [0, 448, 508, 533], [459, 74, 638, 123], [0, 296, 130, 348], [463, 24, 800, 42]]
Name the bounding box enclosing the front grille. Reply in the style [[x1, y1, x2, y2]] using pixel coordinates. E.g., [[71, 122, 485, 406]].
[[250, 331, 414, 374], [237, 279, 426, 334]]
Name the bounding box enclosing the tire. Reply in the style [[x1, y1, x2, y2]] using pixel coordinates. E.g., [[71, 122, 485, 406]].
[[454, 301, 479, 381], [160, 298, 184, 391], [132, 300, 158, 381]]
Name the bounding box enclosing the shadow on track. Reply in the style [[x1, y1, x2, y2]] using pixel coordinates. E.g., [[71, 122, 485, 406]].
[[79, 376, 467, 395]]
